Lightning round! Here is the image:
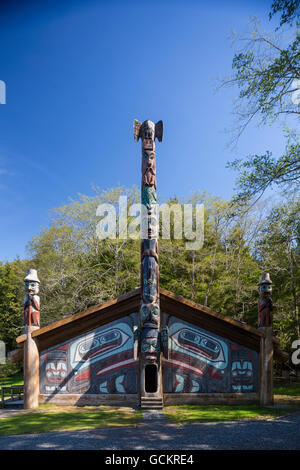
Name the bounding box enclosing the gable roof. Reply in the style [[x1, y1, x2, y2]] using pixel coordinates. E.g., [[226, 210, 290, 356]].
[[15, 287, 288, 361], [17, 288, 140, 352]]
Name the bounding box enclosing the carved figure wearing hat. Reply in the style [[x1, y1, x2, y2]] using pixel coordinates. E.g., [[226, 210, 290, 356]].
[[24, 269, 40, 328], [258, 272, 273, 328]]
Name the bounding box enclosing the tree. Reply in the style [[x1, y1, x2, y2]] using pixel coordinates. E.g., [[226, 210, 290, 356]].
[[160, 192, 263, 323], [220, 4, 299, 143], [269, 0, 300, 27], [218, 0, 299, 205], [1, 184, 297, 350], [24, 187, 265, 328], [254, 198, 300, 348], [228, 129, 300, 204], [27, 185, 141, 325], [0, 259, 31, 351]]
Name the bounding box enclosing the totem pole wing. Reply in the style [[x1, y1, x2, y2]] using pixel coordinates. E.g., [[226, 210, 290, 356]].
[[155, 120, 163, 142], [133, 119, 142, 141]]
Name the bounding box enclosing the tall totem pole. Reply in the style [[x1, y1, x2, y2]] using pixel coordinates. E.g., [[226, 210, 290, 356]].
[[134, 119, 164, 408], [23, 269, 40, 409]]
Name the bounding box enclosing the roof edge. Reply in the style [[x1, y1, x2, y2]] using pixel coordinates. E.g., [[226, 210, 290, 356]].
[[160, 288, 265, 338], [16, 288, 140, 345], [15, 287, 287, 358]]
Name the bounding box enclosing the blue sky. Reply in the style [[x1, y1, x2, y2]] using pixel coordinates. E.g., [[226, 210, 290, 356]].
[[0, 0, 289, 261]]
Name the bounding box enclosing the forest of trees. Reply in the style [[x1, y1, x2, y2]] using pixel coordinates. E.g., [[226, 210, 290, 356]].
[[0, 0, 299, 364], [0, 187, 299, 357]]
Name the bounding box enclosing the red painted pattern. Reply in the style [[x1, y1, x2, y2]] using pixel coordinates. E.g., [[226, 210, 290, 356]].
[[164, 359, 205, 377], [168, 351, 224, 381], [74, 368, 90, 382], [95, 358, 138, 377]]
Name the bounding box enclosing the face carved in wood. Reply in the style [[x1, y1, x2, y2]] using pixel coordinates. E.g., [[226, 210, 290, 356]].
[[141, 337, 160, 361], [142, 186, 157, 208], [141, 303, 160, 325], [143, 151, 155, 168], [142, 120, 155, 141], [141, 324, 160, 361], [133, 119, 163, 143], [259, 283, 272, 296], [25, 280, 39, 296], [142, 151, 156, 189]]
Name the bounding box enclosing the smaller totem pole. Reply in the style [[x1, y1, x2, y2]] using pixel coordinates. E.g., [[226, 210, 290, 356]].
[[258, 271, 274, 405], [23, 269, 40, 409], [24, 269, 40, 329], [258, 272, 273, 328]]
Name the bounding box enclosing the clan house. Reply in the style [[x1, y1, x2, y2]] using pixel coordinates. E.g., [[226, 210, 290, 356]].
[[13, 120, 288, 410]]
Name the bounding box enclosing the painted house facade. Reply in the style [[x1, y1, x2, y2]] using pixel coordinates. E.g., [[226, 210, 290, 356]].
[[15, 287, 287, 408]]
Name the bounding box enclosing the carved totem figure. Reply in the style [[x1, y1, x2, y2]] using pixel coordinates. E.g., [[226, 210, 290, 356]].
[[24, 269, 40, 329], [134, 119, 163, 367], [258, 272, 273, 328], [141, 323, 160, 361]]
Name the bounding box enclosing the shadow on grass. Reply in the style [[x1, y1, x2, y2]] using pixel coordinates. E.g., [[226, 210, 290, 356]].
[[0, 406, 142, 436], [0, 372, 23, 388]]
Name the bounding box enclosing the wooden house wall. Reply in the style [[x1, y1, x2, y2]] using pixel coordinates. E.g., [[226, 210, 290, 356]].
[[162, 314, 259, 394], [40, 314, 139, 396]]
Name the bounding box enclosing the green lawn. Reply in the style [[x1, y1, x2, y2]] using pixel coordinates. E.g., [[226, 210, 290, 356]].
[[165, 383, 300, 425], [0, 405, 142, 436], [0, 376, 299, 434], [274, 383, 300, 396], [0, 371, 23, 387], [164, 403, 296, 425]]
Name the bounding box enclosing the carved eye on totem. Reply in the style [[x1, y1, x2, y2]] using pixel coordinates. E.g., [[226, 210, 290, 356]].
[[151, 305, 159, 318], [25, 280, 39, 295], [142, 338, 160, 353], [259, 284, 272, 294], [144, 152, 155, 165], [141, 304, 159, 323], [142, 123, 155, 140]]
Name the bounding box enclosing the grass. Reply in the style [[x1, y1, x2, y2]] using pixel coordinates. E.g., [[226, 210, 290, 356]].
[[165, 382, 300, 425], [164, 403, 297, 425], [274, 383, 300, 396], [0, 371, 23, 388], [0, 405, 142, 436], [0, 376, 299, 434], [0, 372, 24, 408], [273, 381, 300, 407]]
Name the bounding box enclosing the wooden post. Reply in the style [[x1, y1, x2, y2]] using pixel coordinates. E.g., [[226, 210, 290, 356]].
[[259, 327, 274, 405], [24, 326, 40, 409], [257, 272, 274, 406]]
